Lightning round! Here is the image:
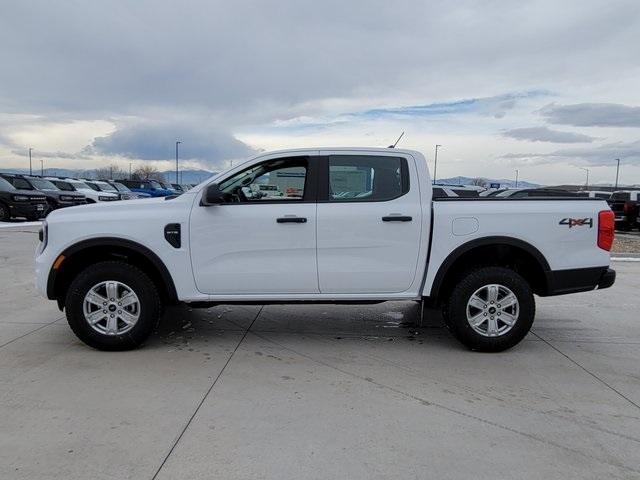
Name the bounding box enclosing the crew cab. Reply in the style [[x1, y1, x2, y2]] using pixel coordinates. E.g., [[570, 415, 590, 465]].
[[35, 148, 616, 352], [608, 190, 640, 231], [0, 176, 48, 221], [0, 173, 86, 212]]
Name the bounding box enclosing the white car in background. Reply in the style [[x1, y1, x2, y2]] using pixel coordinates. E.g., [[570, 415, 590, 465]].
[[47, 178, 119, 203], [83, 179, 150, 200]]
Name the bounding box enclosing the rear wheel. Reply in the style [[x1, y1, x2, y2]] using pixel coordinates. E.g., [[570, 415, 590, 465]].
[[65, 261, 161, 350], [443, 266, 535, 352]]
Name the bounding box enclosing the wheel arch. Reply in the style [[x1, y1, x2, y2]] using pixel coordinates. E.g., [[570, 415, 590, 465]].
[[426, 236, 550, 304], [47, 237, 178, 308]]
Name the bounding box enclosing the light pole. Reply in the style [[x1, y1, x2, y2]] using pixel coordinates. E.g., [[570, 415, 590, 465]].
[[175, 141, 182, 184], [433, 144, 442, 185], [515, 169, 519, 188], [615, 158, 620, 189], [129, 163, 132, 180], [28, 148, 33, 175], [40, 159, 44, 176], [579, 167, 589, 188]]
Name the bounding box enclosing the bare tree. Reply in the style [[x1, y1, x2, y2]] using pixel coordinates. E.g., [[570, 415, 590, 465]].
[[132, 165, 166, 181], [470, 177, 488, 187], [93, 164, 127, 180]]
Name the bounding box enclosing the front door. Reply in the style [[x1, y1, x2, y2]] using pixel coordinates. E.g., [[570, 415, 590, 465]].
[[190, 156, 319, 295], [316, 154, 422, 294]]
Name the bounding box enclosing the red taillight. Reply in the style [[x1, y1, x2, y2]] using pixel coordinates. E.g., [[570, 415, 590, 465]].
[[598, 210, 615, 251], [623, 201, 634, 214]]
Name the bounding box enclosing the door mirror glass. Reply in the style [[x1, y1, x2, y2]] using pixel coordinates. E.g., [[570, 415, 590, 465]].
[[202, 183, 225, 205]]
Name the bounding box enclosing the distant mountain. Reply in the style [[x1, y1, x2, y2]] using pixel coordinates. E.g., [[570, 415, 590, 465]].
[[0, 166, 539, 189], [436, 176, 540, 189], [158, 169, 217, 184]]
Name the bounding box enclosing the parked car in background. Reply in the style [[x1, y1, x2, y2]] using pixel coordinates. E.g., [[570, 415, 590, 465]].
[[608, 191, 640, 231], [171, 183, 192, 193], [158, 181, 180, 194], [576, 191, 612, 200], [480, 189, 507, 197], [119, 179, 175, 197], [496, 188, 579, 198], [432, 186, 480, 198], [0, 174, 86, 212], [101, 180, 151, 200], [0, 176, 48, 221], [46, 178, 119, 203]]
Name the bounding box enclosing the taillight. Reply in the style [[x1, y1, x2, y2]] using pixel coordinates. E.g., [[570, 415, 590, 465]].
[[598, 210, 614, 251], [623, 201, 634, 214]]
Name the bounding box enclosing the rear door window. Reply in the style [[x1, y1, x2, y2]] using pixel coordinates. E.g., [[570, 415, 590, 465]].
[[327, 155, 408, 202]]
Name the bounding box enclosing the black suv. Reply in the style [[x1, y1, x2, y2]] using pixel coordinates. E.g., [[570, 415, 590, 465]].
[[0, 176, 48, 221], [0, 174, 86, 211]]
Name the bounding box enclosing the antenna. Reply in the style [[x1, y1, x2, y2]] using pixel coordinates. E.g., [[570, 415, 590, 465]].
[[388, 131, 405, 148]]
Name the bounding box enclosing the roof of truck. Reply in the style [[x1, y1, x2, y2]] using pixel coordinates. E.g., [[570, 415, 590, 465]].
[[252, 147, 422, 157]]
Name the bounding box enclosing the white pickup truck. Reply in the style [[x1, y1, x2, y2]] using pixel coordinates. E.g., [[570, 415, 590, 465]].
[[35, 148, 616, 352]]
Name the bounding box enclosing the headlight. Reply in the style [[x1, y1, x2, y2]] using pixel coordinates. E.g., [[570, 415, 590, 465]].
[[12, 194, 29, 201], [98, 196, 112, 201], [59, 195, 76, 201]]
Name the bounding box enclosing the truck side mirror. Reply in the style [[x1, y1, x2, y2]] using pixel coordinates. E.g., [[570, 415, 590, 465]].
[[201, 183, 225, 206]]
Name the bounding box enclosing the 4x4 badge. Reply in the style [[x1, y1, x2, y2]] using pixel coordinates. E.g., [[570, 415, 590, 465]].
[[559, 217, 593, 228]]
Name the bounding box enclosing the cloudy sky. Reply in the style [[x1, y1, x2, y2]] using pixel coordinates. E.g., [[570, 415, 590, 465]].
[[1, 0, 639, 185]]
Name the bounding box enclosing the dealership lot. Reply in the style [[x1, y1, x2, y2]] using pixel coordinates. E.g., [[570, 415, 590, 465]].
[[1, 225, 639, 479]]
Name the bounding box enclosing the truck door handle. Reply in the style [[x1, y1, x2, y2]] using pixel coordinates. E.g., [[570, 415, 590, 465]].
[[382, 215, 412, 222], [277, 217, 307, 223]]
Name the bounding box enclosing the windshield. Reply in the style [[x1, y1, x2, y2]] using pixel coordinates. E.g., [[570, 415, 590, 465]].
[[96, 181, 118, 192], [112, 182, 131, 192], [69, 180, 93, 191], [0, 177, 16, 191], [30, 178, 59, 190], [149, 180, 163, 189], [51, 181, 74, 191]]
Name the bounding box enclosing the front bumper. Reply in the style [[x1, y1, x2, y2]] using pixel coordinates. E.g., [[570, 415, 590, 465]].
[[10, 202, 47, 218], [544, 266, 615, 296]]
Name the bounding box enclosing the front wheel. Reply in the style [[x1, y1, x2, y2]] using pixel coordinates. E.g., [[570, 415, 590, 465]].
[[443, 266, 535, 352], [0, 201, 9, 221], [65, 261, 162, 350]]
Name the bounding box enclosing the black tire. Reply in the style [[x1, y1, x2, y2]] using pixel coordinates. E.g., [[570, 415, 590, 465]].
[[443, 266, 535, 352], [65, 261, 162, 351], [0, 201, 9, 221]]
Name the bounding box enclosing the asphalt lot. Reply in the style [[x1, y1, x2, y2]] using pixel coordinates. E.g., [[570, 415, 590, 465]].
[[1, 225, 639, 480]]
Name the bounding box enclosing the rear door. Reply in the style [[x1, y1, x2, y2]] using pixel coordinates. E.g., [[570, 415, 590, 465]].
[[316, 153, 422, 294]]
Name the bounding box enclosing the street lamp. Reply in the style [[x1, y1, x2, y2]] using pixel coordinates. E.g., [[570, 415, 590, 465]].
[[40, 159, 44, 176], [175, 141, 182, 184], [615, 158, 620, 190], [433, 144, 442, 185], [28, 148, 33, 175], [515, 169, 519, 188], [579, 167, 589, 188]]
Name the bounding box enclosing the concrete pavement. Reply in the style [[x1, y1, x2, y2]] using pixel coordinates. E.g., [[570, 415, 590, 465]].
[[0, 225, 639, 479]]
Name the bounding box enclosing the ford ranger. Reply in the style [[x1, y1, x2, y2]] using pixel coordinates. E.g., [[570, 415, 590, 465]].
[[35, 148, 616, 352]]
